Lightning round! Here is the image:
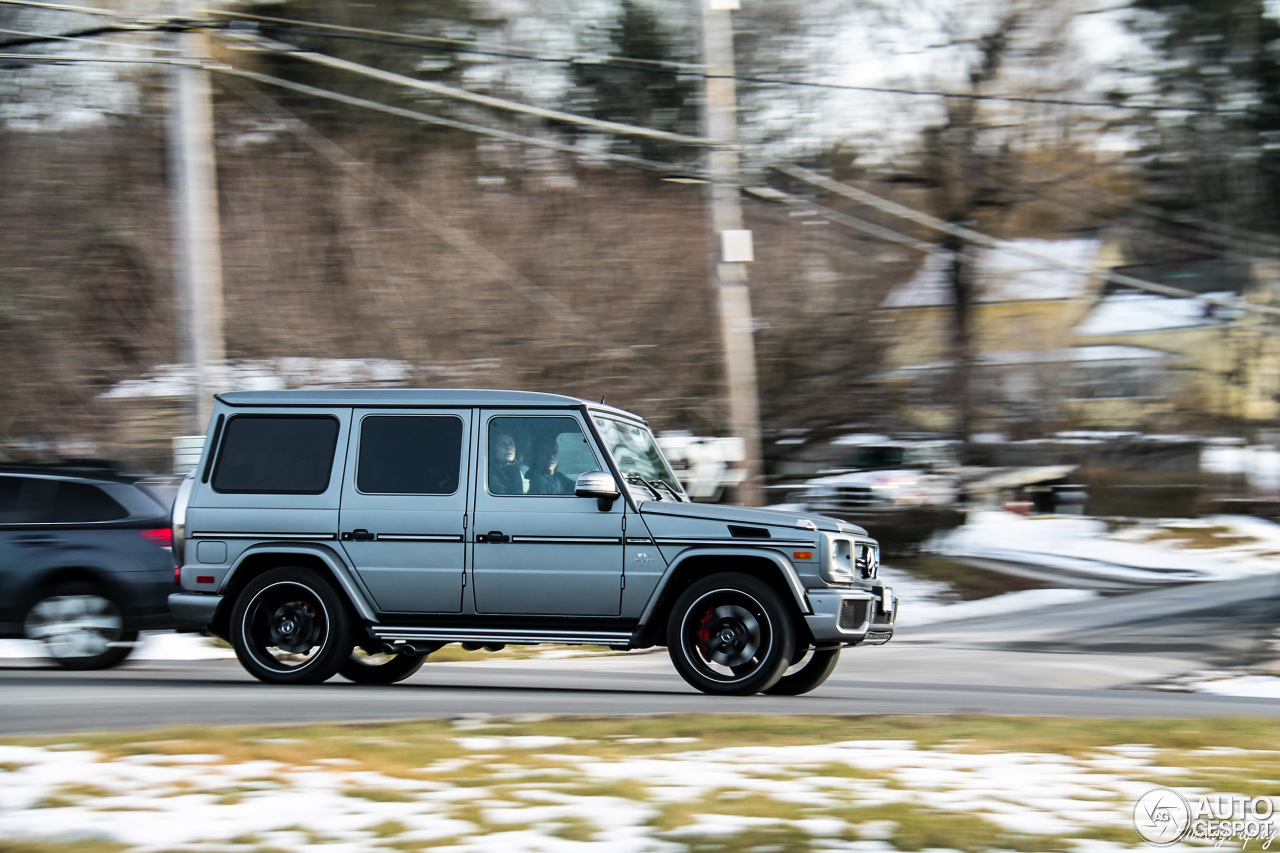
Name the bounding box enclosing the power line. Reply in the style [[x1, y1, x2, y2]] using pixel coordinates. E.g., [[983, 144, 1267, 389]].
[[229, 32, 722, 149], [198, 9, 1277, 118], [7, 4, 1277, 119], [209, 9, 702, 74], [213, 64, 709, 179], [0, 0, 123, 18], [0, 24, 178, 51]]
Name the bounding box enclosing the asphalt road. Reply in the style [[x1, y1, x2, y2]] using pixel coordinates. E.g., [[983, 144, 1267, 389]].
[[2, 574, 1277, 736], [0, 646, 1276, 736]]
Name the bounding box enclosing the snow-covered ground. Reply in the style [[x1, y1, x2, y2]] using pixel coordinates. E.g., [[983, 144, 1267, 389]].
[[0, 725, 1258, 852], [929, 510, 1280, 584]]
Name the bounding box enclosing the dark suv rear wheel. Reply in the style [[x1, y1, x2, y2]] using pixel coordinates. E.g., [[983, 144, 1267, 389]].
[[230, 567, 351, 684], [23, 582, 136, 670], [667, 572, 795, 696]]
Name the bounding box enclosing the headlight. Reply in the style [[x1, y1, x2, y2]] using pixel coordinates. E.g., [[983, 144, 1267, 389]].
[[821, 534, 879, 584]]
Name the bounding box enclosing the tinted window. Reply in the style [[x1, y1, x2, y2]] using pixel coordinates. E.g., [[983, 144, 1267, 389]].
[[0, 476, 23, 523], [357, 416, 463, 495], [212, 416, 340, 494], [50, 482, 128, 523], [487, 417, 597, 496]]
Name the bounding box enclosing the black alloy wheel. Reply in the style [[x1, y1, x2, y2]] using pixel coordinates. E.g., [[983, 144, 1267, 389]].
[[666, 572, 795, 696], [23, 582, 137, 670], [230, 567, 352, 685], [763, 646, 841, 695], [339, 648, 428, 684]]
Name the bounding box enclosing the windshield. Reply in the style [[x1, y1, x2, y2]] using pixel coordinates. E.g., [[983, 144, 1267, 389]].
[[592, 416, 685, 501]]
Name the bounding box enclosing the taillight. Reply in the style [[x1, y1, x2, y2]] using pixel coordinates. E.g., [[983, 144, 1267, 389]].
[[140, 528, 173, 548], [174, 566, 182, 585]]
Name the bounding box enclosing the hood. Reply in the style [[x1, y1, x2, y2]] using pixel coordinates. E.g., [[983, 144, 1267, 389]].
[[638, 500, 864, 535], [806, 469, 925, 487]]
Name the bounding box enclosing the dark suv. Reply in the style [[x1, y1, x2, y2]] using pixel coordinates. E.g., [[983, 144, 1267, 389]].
[[0, 463, 180, 669]]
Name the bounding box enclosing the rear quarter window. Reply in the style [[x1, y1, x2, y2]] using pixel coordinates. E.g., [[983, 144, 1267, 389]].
[[212, 415, 340, 494]]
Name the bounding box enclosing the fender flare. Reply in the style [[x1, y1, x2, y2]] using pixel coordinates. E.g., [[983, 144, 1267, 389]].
[[225, 543, 379, 623], [638, 546, 812, 628]]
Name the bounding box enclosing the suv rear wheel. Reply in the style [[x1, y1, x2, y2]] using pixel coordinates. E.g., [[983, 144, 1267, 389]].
[[24, 582, 136, 670], [339, 649, 427, 684], [230, 567, 352, 685], [667, 572, 795, 696]]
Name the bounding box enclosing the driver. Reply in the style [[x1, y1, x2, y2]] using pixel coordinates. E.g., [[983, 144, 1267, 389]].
[[527, 435, 574, 495], [488, 430, 528, 495]]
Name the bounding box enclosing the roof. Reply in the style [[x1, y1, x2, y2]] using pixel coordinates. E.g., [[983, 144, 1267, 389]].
[[1074, 291, 1241, 336], [882, 238, 1103, 308], [215, 388, 643, 419]]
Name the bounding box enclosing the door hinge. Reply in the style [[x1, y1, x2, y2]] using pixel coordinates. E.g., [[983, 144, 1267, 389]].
[[620, 575, 626, 589]]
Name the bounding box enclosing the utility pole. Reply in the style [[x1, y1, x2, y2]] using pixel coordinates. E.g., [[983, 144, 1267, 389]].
[[700, 0, 765, 506], [167, 0, 225, 434]]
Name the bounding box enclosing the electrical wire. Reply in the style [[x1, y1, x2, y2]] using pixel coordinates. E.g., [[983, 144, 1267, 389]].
[[209, 9, 703, 73], [0, 25, 178, 51], [229, 32, 721, 149], [214, 65, 710, 180], [198, 8, 1279, 118], [0, 0, 123, 18]]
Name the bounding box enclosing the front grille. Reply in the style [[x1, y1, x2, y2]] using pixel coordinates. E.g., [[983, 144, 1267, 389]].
[[855, 543, 879, 579], [838, 599, 870, 631], [814, 486, 879, 512]]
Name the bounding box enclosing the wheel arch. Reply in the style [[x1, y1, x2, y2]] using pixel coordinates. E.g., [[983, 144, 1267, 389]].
[[635, 548, 811, 648], [215, 544, 376, 638], [15, 565, 129, 616]]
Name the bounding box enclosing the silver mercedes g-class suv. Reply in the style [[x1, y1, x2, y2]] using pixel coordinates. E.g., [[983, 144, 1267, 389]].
[[169, 390, 895, 695]]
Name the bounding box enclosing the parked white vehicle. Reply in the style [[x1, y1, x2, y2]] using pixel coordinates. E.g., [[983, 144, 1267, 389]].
[[656, 432, 747, 502]]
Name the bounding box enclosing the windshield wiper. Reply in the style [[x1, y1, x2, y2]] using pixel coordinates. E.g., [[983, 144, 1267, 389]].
[[650, 478, 684, 502], [624, 472, 663, 501]]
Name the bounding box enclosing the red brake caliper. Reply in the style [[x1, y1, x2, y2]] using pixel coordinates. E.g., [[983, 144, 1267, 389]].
[[696, 608, 714, 658]]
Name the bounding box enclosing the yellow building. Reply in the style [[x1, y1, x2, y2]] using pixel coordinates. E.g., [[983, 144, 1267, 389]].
[[875, 240, 1280, 434]]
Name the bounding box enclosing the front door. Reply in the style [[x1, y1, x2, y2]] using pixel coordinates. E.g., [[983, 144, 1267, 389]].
[[471, 411, 623, 616], [339, 410, 472, 614]]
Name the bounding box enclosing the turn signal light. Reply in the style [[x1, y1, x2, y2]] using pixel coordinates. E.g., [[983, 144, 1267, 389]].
[[793, 550, 813, 560]]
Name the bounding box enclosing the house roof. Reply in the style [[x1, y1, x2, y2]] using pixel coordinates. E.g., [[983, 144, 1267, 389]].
[[1074, 291, 1241, 336], [881, 238, 1103, 308]]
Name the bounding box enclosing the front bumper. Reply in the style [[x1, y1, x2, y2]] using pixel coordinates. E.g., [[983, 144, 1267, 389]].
[[803, 586, 895, 645], [169, 592, 223, 627]]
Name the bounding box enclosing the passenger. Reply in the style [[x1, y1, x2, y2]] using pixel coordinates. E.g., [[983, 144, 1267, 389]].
[[527, 435, 574, 495], [488, 430, 527, 495]]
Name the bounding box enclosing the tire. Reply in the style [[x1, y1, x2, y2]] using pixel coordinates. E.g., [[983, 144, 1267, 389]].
[[763, 647, 841, 696], [23, 583, 137, 670], [339, 649, 427, 685], [666, 572, 796, 696], [230, 567, 352, 685]]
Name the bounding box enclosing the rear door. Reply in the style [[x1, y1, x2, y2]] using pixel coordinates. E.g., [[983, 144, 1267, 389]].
[[470, 411, 623, 616], [338, 410, 472, 613]]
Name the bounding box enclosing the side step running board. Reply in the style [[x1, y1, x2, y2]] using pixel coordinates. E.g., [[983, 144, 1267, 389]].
[[370, 626, 634, 646]]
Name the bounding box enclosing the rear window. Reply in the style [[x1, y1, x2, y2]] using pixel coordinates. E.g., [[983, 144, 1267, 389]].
[[0, 476, 127, 524], [357, 416, 463, 495], [212, 416, 340, 494], [51, 482, 129, 522]]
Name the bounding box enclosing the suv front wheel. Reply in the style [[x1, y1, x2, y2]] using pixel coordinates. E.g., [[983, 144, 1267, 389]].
[[230, 567, 352, 685], [667, 572, 795, 696]]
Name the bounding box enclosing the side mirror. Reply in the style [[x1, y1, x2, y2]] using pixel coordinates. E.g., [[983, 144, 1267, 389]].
[[575, 471, 620, 511]]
